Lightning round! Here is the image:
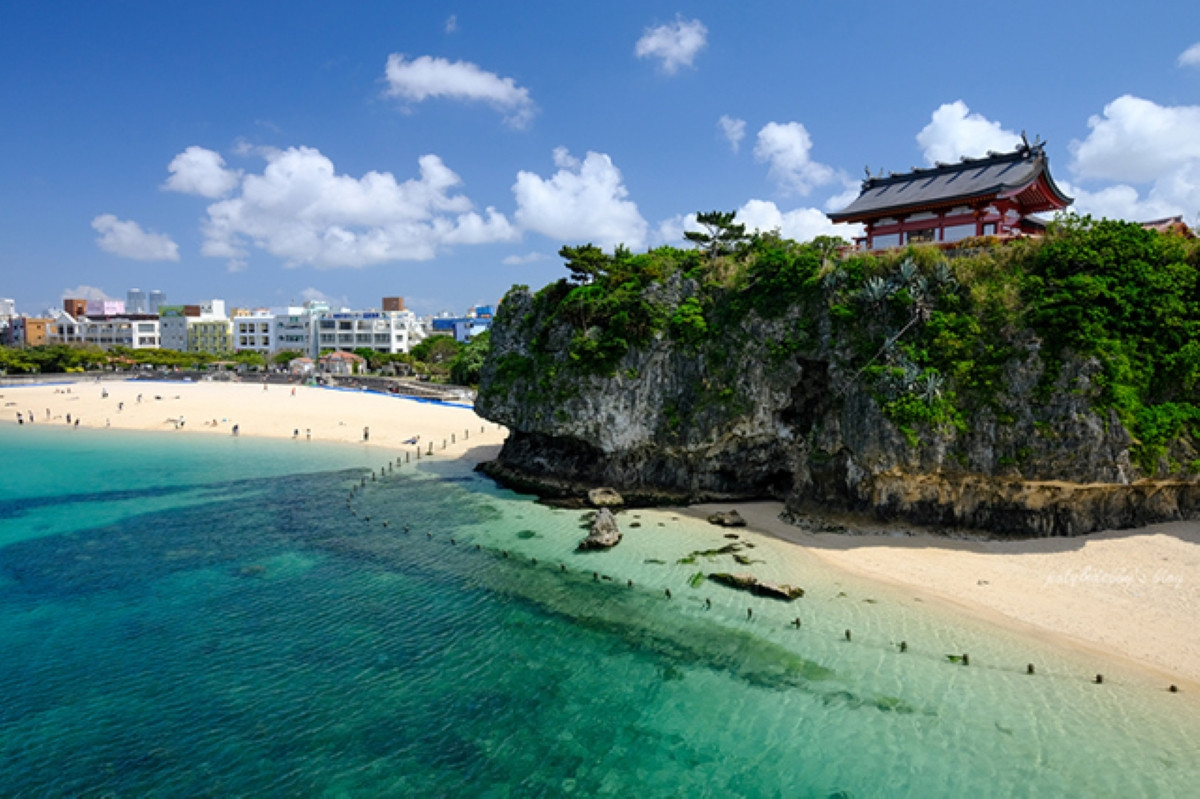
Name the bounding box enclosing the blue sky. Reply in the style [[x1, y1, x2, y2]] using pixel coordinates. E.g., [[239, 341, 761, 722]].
[[3, 1, 1199, 317]]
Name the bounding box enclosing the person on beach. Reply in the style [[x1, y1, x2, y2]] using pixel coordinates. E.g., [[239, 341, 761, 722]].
[[66, 413, 71, 424], [16, 412, 23, 425], [363, 426, 370, 442], [232, 424, 239, 436], [118, 402, 124, 412], [306, 429, 311, 440]]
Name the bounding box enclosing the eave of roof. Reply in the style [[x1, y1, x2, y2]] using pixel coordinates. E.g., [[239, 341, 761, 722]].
[[828, 145, 1072, 223]]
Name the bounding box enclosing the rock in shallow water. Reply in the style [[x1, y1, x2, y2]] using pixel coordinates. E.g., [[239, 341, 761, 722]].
[[708, 572, 805, 600], [578, 507, 622, 550]]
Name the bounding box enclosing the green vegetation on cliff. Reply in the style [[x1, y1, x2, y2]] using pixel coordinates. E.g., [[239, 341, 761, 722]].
[[482, 213, 1200, 477]]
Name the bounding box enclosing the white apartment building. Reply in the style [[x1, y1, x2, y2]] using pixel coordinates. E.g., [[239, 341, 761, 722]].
[[56, 313, 160, 349], [233, 310, 275, 353], [316, 310, 425, 355], [274, 304, 324, 356]]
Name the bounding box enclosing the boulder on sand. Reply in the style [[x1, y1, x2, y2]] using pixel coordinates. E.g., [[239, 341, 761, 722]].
[[706, 510, 746, 527], [588, 487, 625, 508], [579, 507, 623, 550]]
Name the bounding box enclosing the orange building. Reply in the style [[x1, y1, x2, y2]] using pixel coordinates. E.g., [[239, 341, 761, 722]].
[[21, 318, 54, 346]]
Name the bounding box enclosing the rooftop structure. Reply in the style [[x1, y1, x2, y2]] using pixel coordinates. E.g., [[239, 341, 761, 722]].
[[829, 139, 1072, 250]]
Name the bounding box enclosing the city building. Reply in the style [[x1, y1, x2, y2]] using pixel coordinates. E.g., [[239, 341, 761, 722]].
[[233, 310, 275, 353], [159, 300, 229, 353], [148, 290, 167, 314], [12, 317, 55, 347], [427, 304, 494, 342], [126, 288, 147, 314], [86, 298, 126, 316], [0, 298, 14, 345], [828, 139, 1072, 250], [315, 308, 424, 355], [382, 296, 406, 311], [54, 313, 160, 349], [63, 298, 87, 317], [188, 318, 232, 354], [274, 303, 325, 356]]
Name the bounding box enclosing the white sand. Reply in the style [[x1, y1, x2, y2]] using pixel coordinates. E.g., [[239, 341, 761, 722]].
[[5, 379, 1197, 687], [0, 378, 506, 458], [688, 501, 1200, 689]]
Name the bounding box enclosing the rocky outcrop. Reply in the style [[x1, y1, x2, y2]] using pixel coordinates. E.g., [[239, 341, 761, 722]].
[[588, 487, 625, 508], [707, 573, 805, 600], [476, 282, 1200, 537], [707, 510, 747, 527], [578, 508, 622, 550]]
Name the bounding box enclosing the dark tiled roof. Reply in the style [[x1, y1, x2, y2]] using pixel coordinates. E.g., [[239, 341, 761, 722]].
[[829, 145, 1071, 222]]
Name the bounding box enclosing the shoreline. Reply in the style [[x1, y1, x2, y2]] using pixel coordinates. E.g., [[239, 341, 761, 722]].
[[681, 500, 1200, 692], [5, 378, 1196, 691], [0, 378, 506, 459]]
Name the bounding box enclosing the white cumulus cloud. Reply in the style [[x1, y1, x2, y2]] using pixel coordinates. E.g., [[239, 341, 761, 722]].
[[163, 146, 242, 198], [1069, 95, 1200, 183], [718, 115, 746, 153], [917, 101, 1021, 165], [1056, 181, 1180, 223], [754, 121, 837, 196], [635, 16, 707, 74], [658, 200, 859, 247], [61, 284, 113, 302], [1179, 41, 1200, 68], [1065, 95, 1200, 222], [736, 199, 857, 242], [298, 287, 351, 310], [196, 145, 517, 271], [383, 54, 536, 129], [91, 214, 180, 261], [502, 251, 549, 265], [513, 147, 648, 250]]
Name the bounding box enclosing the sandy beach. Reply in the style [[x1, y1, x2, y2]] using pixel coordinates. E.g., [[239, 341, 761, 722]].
[[688, 501, 1200, 690], [0, 378, 506, 457], [5, 377, 1197, 689]]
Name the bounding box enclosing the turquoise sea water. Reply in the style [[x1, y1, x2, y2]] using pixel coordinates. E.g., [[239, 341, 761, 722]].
[[2, 425, 1199, 797]]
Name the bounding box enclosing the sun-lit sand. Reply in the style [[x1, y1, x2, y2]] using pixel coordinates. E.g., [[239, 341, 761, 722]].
[[687, 501, 1200, 689], [0, 377, 506, 458], [5, 376, 1198, 688]]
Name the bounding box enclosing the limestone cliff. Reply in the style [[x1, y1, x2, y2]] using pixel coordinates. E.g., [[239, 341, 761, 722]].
[[476, 226, 1200, 536]]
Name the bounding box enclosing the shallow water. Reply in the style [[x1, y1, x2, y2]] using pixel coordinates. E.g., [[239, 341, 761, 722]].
[[1, 426, 1198, 797]]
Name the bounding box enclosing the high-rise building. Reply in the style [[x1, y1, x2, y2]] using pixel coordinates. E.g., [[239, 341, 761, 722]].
[[127, 288, 147, 314], [148, 290, 167, 314]]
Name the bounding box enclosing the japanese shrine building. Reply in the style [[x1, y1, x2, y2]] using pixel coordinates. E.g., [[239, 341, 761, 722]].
[[828, 141, 1072, 250]]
